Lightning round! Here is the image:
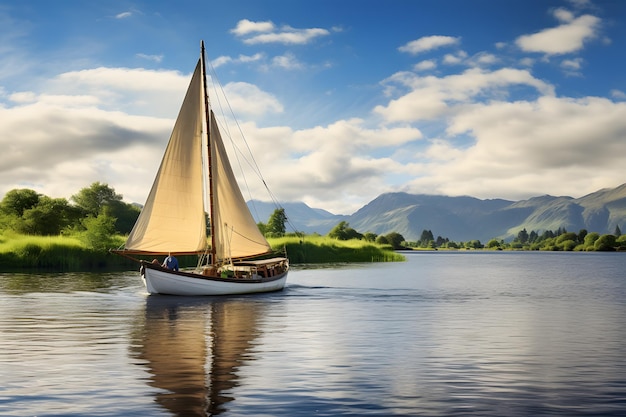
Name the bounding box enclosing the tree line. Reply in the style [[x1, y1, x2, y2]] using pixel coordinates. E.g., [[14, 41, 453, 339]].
[[2, 183, 625, 253], [0, 183, 140, 251], [402, 227, 626, 251]]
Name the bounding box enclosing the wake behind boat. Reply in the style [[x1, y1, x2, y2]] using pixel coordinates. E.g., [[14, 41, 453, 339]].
[[113, 41, 288, 295]]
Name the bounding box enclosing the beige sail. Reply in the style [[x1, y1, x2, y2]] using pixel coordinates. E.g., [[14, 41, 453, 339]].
[[125, 61, 207, 254], [210, 110, 272, 260]]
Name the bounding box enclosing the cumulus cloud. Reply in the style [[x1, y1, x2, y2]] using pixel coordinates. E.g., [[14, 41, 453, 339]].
[[408, 96, 626, 200], [399, 35, 460, 55], [413, 60, 436, 71], [374, 67, 555, 123], [231, 19, 330, 45], [230, 19, 275, 36], [211, 53, 264, 68], [515, 11, 601, 55]]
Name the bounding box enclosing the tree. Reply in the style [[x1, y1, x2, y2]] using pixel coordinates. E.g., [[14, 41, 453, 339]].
[[0, 189, 40, 217], [594, 234, 616, 251], [257, 221, 268, 236], [376, 235, 389, 245], [487, 239, 501, 249], [17, 197, 78, 235], [584, 232, 600, 249], [103, 200, 140, 234], [363, 232, 378, 242], [517, 228, 529, 244], [81, 214, 117, 251], [266, 208, 287, 237], [71, 182, 123, 217], [419, 230, 434, 247], [615, 225, 622, 237], [328, 221, 362, 240], [385, 232, 406, 250]]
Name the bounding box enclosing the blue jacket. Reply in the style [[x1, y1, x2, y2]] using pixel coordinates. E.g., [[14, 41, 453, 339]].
[[163, 255, 179, 271]]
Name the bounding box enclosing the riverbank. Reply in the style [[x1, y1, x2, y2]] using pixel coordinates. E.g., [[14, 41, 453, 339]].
[[0, 232, 404, 272]]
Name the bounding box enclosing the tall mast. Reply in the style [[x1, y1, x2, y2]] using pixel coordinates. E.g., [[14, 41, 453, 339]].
[[201, 40, 217, 263]]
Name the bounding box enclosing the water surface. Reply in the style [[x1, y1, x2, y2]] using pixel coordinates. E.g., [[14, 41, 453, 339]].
[[1, 251, 625, 416]]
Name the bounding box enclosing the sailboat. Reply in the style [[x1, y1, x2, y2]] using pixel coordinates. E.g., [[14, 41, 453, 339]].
[[113, 41, 288, 295]]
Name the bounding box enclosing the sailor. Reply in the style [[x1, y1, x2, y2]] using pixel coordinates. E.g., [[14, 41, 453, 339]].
[[162, 252, 179, 271]]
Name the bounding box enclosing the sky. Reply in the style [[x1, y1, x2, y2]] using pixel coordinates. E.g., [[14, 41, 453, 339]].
[[1, 0, 625, 215]]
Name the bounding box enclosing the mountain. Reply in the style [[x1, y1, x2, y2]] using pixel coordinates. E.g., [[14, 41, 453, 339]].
[[247, 200, 347, 234], [250, 183, 626, 242]]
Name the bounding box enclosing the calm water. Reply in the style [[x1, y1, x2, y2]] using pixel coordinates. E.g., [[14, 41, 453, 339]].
[[1, 251, 626, 416]]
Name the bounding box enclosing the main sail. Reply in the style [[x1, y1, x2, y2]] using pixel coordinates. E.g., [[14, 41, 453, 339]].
[[125, 61, 207, 254], [124, 50, 272, 260], [209, 110, 272, 260]]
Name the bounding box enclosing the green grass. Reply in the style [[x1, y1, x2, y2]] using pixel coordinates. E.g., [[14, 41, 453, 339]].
[[0, 231, 132, 271], [0, 232, 404, 271], [269, 235, 405, 263]]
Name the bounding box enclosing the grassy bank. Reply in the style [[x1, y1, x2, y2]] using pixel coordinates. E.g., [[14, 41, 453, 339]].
[[0, 232, 404, 271], [0, 232, 133, 271], [268, 235, 405, 263]]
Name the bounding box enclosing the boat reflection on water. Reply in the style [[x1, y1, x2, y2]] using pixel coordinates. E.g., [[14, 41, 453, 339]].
[[130, 295, 265, 416]]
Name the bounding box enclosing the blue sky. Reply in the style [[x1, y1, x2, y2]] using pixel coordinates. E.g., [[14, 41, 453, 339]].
[[1, 0, 625, 214]]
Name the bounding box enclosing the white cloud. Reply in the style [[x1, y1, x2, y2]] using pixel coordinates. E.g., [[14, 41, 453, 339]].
[[231, 20, 330, 45], [230, 19, 275, 36], [411, 96, 626, 200], [115, 11, 132, 19], [611, 89, 626, 100], [136, 53, 163, 63], [271, 53, 304, 70], [374, 67, 555, 123], [561, 57, 583, 75], [212, 53, 264, 68], [413, 60, 436, 71], [515, 13, 601, 55], [399, 35, 460, 55], [442, 51, 468, 65], [220, 82, 284, 116]]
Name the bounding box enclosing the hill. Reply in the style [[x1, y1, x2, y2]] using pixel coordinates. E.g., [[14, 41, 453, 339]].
[[251, 183, 626, 242]]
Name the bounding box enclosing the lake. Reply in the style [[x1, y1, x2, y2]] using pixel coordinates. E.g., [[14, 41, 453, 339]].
[[1, 251, 626, 416]]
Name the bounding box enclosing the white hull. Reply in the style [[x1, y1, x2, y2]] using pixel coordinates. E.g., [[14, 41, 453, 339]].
[[141, 264, 287, 296]]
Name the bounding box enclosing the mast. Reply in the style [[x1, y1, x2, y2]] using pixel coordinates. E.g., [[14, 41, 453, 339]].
[[201, 40, 217, 263]]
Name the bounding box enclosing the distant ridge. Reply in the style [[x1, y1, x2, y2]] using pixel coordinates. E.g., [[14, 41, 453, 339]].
[[248, 182, 626, 242]]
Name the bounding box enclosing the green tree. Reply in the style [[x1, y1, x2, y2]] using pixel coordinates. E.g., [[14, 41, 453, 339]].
[[17, 197, 79, 235], [0, 189, 40, 216], [328, 221, 362, 240], [375, 235, 389, 245], [71, 182, 123, 217], [419, 229, 434, 247], [465, 240, 483, 249], [103, 200, 140, 234], [266, 208, 287, 237], [257, 221, 268, 235], [363, 232, 378, 242], [584, 232, 600, 249], [487, 239, 501, 249], [384, 232, 406, 250], [81, 213, 117, 251], [594, 234, 616, 251], [517, 228, 529, 244]]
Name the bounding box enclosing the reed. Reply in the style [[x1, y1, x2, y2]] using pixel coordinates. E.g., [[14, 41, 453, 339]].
[[269, 235, 405, 263], [0, 232, 132, 271]]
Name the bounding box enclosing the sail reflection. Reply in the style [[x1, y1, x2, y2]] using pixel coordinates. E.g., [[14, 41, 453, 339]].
[[131, 296, 265, 416]]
